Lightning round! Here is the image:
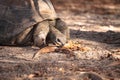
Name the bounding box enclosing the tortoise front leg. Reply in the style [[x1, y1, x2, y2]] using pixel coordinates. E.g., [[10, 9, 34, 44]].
[[55, 18, 70, 40], [46, 19, 69, 46], [33, 20, 49, 47], [48, 26, 67, 46]]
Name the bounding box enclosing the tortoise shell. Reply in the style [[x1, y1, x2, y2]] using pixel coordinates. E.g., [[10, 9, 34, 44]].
[[0, 0, 57, 44]]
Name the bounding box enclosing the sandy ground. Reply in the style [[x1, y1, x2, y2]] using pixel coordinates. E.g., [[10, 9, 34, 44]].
[[0, 11, 120, 80], [0, 0, 120, 79]]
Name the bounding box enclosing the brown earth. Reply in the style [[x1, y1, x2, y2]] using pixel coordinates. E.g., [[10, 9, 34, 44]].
[[0, 0, 120, 80]]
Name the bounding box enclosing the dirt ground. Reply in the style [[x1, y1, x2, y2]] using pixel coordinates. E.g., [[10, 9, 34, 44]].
[[0, 1, 120, 80]]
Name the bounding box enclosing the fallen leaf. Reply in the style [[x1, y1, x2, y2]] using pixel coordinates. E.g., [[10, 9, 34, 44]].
[[32, 40, 90, 59], [112, 53, 120, 59], [28, 71, 43, 78], [63, 40, 90, 51], [28, 74, 35, 79], [32, 46, 58, 59], [63, 40, 80, 50]]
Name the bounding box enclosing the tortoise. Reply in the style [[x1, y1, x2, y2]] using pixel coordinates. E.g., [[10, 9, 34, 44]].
[[0, 0, 69, 47]]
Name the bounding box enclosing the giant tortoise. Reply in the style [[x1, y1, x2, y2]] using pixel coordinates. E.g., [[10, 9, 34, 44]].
[[0, 0, 69, 47]]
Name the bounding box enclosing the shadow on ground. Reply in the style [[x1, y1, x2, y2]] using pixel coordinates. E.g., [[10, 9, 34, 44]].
[[70, 29, 120, 47]]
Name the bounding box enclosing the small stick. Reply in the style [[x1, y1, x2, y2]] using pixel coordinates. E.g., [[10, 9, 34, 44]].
[[32, 46, 58, 59]]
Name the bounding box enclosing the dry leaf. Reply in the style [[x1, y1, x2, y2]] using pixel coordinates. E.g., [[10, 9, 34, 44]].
[[28, 74, 35, 79], [79, 47, 91, 52], [37, 46, 58, 53], [63, 40, 90, 51], [112, 54, 120, 59], [63, 40, 80, 50], [32, 40, 90, 59], [32, 46, 58, 59], [55, 47, 73, 54], [28, 71, 43, 78]]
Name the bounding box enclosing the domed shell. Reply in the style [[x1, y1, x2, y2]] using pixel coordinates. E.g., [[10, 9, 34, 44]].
[[0, 0, 57, 44]]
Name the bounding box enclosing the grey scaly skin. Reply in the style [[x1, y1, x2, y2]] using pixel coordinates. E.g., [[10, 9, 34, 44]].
[[46, 19, 68, 46], [48, 26, 67, 46], [15, 19, 69, 47], [55, 18, 70, 40], [33, 19, 69, 47], [33, 20, 50, 47]]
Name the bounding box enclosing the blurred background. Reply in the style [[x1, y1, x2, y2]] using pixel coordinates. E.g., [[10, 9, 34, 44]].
[[51, 0, 120, 15]]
